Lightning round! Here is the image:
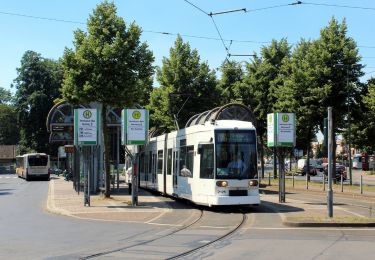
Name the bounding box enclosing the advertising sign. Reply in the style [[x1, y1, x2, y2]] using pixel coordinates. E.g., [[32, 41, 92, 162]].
[[267, 113, 296, 147], [122, 109, 149, 145], [74, 109, 98, 145]]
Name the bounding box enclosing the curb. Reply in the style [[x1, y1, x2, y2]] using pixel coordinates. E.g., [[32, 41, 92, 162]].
[[46, 179, 74, 217], [283, 220, 375, 227]]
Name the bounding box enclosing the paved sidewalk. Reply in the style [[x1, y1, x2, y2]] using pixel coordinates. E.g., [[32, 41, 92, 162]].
[[46, 177, 172, 223], [46, 176, 375, 227], [260, 186, 375, 227]]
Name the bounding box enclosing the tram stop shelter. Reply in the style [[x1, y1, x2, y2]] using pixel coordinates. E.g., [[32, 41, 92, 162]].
[[46, 101, 124, 194]]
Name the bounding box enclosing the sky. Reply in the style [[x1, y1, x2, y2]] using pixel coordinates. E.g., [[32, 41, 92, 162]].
[[1, 0, 375, 94]]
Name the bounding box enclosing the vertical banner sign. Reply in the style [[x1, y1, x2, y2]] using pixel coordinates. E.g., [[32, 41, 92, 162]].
[[267, 113, 275, 147], [74, 108, 98, 145], [267, 113, 295, 147], [121, 109, 149, 145]]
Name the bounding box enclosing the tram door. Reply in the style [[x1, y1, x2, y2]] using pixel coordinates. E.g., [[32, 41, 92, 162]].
[[152, 153, 157, 189], [173, 150, 179, 189]]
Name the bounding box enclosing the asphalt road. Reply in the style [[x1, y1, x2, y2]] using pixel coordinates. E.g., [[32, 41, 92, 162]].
[[1, 173, 375, 259]]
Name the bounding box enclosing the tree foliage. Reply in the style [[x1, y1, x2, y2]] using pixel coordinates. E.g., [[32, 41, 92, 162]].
[[0, 103, 19, 145], [148, 35, 219, 131], [218, 60, 245, 104], [13, 50, 62, 154], [0, 87, 13, 104], [61, 1, 154, 197]]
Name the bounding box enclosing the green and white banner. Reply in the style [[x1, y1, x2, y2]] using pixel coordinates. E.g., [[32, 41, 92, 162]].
[[121, 109, 149, 145], [74, 108, 98, 145], [267, 113, 295, 147]]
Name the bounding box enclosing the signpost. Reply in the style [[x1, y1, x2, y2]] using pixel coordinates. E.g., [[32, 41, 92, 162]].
[[74, 108, 99, 207], [121, 109, 149, 206], [267, 113, 296, 203]]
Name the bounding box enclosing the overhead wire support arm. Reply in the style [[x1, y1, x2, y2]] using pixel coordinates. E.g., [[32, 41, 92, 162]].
[[209, 8, 247, 17], [228, 54, 256, 57]]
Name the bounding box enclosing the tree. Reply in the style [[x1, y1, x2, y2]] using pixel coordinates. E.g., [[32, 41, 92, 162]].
[[239, 39, 291, 178], [0, 104, 19, 145], [13, 51, 62, 154], [349, 78, 375, 153], [148, 35, 219, 131], [218, 60, 245, 104], [274, 39, 328, 178], [311, 18, 364, 163], [61, 1, 154, 197], [0, 87, 13, 104]]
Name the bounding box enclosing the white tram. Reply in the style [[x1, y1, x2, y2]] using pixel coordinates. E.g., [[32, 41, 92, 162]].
[[138, 104, 260, 206]]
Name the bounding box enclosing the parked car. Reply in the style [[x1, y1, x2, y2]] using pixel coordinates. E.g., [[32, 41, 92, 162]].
[[322, 163, 347, 181], [297, 159, 323, 176]]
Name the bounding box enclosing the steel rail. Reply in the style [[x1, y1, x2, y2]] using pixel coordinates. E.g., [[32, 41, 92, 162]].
[[166, 211, 247, 260], [80, 209, 204, 259]]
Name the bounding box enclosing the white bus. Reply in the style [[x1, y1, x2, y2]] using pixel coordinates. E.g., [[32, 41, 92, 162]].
[[352, 154, 362, 169], [16, 153, 50, 181], [138, 117, 260, 207]]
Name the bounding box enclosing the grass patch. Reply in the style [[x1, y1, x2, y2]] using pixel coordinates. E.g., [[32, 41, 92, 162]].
[[260, 175, 375, 193]]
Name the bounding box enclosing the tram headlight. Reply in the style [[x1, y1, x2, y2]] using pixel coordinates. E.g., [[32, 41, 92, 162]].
[[216, 181, 228, 187], [249, 180, 258, 187]]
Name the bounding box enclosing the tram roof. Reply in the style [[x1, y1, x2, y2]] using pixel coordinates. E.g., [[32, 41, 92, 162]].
[[185, 103, 256, 128]]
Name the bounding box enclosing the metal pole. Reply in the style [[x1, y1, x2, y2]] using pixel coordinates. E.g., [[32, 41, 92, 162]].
[[347, 67, 353, 185], [292, 170, 294, 188], [360, 175, 363, 194], [341, 173, 343, 192], [323, 174, 326, 191], [327, 107, 333, 218], [273, 147, 277, 179], [306, 172, 309, 190], [132, 152, 138, 206], [116, 126, 120, 191]]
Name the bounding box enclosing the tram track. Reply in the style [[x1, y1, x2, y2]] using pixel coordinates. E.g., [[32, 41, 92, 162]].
[[79, 207, 249, 259], [166, 210, 247, 260], [79, 208, 204, 259]]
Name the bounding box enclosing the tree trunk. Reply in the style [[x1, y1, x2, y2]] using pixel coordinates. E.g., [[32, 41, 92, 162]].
[[102, 105, 111, 198], [306, 127, 312, 182]]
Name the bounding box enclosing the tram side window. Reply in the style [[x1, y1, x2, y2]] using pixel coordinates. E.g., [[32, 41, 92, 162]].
[[167, 149, 172, 175], [157, 150, 163, 174], [179, 145, 194, 177], [148, 151, 152, 173], [140, 153, 145, 173], [16, 157, 24, 168], [200, 144, 214, 179]]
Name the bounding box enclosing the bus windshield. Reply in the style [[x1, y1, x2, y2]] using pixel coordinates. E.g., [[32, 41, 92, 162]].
[[215, 130, 257, 180], [28, 155, 48, 167]]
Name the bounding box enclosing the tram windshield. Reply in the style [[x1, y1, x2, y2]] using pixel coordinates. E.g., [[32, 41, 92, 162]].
[[215, 130, 257, 179]]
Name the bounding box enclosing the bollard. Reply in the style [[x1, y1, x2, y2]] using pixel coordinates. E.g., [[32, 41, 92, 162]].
[[306, 174, 309, 190], [341, 174, 343, 192], [323, 174, 326, 191], [268, 172, 271, 186], [292, 171, 294, 188], [360, 175, 363, 194]]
